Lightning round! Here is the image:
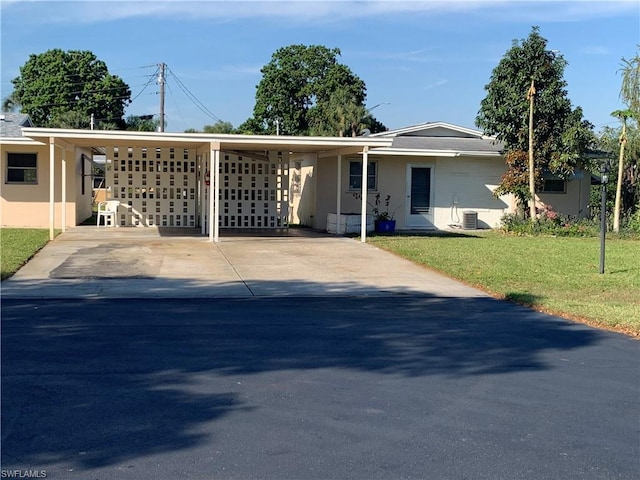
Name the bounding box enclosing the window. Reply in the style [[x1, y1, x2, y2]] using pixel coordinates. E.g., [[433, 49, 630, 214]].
[[541, 179, 566, 193], [349, 161, 377, 191], [6, 153, 37, 184]]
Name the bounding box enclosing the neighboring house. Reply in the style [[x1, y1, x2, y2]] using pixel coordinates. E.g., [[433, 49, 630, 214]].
[[1, 117, 592, 239], [0, 113, 94, 229]]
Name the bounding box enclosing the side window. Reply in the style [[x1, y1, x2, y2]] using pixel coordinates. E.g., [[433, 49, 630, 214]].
[[541, 179, 566, 194], [6, 153, 37, 184], [349, 161, 377, 191]]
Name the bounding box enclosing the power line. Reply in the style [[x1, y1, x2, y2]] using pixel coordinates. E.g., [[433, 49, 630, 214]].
[[165, 65, 221, 123]]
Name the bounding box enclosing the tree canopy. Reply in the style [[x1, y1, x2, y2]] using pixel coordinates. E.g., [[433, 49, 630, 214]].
[[249, 44, 385, 136], [619, 50, 640, 118], [11, 49, 131, 128], [476, 27, 595, 209]]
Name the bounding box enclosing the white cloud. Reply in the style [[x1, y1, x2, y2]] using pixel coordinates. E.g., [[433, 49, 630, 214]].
[[5, 0, 637, 25], [423, 79, 448, 90], [580, 46, 610, 55]]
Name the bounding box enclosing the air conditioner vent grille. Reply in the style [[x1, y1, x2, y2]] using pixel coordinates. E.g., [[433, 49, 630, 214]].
[[463, 211, 478, 230]]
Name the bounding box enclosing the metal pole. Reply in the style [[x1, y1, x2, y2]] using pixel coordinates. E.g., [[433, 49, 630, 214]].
[[158, 63, 165, 132], [599, 176, 607, 274]]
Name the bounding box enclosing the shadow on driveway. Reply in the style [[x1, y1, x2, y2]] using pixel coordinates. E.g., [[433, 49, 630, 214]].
[[1, 289, 611, 474]]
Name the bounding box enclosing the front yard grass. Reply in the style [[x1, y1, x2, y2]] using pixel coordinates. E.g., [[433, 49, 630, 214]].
[[1, 228, 52, 280], [368, 232, 640, 337]]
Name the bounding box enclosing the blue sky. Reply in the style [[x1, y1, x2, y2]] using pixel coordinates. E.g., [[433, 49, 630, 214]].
[[1, 0, 638, 133]]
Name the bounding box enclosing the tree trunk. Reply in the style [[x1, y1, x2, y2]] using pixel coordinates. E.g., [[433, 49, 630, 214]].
[[528, 79, 537, 221], [613, 121, 627, 232]]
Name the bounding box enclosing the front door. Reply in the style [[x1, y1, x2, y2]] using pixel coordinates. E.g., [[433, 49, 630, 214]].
[[406, 164, 434, 228]]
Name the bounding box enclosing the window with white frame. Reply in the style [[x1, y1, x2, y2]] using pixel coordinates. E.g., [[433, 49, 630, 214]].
[[349, 160, 377, 191], [6, 153, 37, 184]]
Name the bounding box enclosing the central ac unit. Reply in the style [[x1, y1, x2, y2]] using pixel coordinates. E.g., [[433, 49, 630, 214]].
[[463, 211, 478, 230]]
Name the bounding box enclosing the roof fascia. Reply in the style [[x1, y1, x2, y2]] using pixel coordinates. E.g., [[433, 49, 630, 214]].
[[0, 137, 45, 145], [21, 128, 392, 152], [370, 147, 503, 158]]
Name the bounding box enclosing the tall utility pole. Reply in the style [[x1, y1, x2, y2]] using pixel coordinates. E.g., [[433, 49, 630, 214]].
[[158, 63, 165, 132]]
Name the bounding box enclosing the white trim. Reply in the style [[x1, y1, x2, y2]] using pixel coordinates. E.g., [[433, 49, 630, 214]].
[[336, 154, 342, 235], [22, 127, 392, 152], [61, 151, 66, 233], [360, 147, 369, 243], [213, 148, 220, 243], [370, 148, 502, 157], [49, 139, 55, 240], [372, 121, 490, 139]]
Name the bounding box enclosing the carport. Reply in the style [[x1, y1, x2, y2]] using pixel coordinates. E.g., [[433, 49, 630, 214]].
[[22, 128, 392, 242]]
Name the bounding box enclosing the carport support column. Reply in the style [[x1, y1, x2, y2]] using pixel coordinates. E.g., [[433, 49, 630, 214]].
[[360, 146, 369, 243], [61, 146, 71, 233], [336, 154, 342, 235], [209, 143, 221, 243], [49, 137, 56, 240]]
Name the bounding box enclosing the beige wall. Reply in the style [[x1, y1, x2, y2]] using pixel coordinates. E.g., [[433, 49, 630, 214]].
[[311, 153, 510, 231], [289, 154, 318, 226], [537, 172, 592, 219], [1, 141, 92, 228]]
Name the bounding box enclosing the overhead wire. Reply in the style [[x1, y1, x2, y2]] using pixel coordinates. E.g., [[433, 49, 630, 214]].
[[165, 65, 221, 123]]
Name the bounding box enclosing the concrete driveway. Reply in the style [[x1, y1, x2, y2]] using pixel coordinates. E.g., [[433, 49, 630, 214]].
[[0, 226, 486, 299]]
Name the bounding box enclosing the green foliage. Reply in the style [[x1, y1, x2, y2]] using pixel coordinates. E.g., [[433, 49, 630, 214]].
[[619, 49, 640, 118], [598, 121, 640, 215], [500, 210, 600, 237], [126, 115, 159, 132], [11, 49, 131, 128], [626, 208, 640, 233], [203, 120, 235, 134], [1, 228, 52, 280], [249, 44, 385, 136], [476, 27, 595, 203]]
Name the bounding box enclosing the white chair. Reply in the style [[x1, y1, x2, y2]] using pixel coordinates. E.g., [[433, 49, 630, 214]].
[[97, 200, 120, 227]]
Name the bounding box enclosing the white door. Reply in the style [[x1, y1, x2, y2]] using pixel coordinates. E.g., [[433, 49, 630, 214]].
[[405, 164, 434, 228]]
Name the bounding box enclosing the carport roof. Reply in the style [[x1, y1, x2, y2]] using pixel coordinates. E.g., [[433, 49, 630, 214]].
[[21, 127, 392, 154]]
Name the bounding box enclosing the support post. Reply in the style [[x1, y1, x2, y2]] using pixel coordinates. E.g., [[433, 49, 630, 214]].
[[209, 149, 215, 242], [360, 147, 369, 243], [49, 138, 55, 240], [61, 149, 67, 233], [213, 148, 220, 243], [199, 154, 206, 235], [336, 154, 342, 235]]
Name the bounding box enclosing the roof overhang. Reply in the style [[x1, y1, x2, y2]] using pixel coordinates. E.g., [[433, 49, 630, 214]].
[[21, 127, 393, 155], [369, 147, 503, 158]]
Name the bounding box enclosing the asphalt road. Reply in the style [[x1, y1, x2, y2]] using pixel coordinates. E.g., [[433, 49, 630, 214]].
[[1, 296, 638, 480]]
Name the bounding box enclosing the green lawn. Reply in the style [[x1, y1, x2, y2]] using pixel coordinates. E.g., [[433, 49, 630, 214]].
[[1, 228, 52, 280], [368, 232, 640, 336]]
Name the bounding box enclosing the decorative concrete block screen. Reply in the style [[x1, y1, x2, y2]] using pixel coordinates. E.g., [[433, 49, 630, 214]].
[[105, 146, 197, 227], [218, 151, 289, 228]]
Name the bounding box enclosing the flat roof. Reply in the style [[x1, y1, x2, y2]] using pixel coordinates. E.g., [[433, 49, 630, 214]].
[[21, 127, 393, 154]]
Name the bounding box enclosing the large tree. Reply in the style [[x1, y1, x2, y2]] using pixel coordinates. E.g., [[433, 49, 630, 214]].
[[249, 44, 385, 136], [11, 49, 131, 128], [476, 27, 595, 217]]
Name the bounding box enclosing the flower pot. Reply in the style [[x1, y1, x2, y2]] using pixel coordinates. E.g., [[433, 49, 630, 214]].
[[375, 219, 396, 233]]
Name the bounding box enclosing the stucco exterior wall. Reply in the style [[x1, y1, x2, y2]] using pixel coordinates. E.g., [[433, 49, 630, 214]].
[[289, 153, 318, 226], [537, 173, 592, 219], [312, 153, 510, 231], [1, 141, 90, 228]]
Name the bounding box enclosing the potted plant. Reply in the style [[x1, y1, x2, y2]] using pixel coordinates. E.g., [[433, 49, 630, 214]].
[[372, 193, 396, 233]]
